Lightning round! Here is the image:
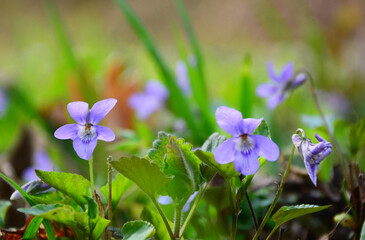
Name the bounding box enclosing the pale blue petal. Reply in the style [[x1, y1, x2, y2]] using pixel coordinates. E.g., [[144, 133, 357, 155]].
[[158, 195, 173, 205], [145, 81, 169, 101], [89, 98, 117, 125], [54, 124, 79, 140], [73, 137, 98, 160], [267, 62, 280, 82], [129, 93, 164, 120], [216, 106, 243, 136], [256, 83, 277, 97], [96, 125, 115, 142], [252, 135, 280, 161], [241, 118, 263, 135], [214, 138, 237, 164], [280, 62, 294, 81], [233, 151, 260, 176], [67, 101, 89, 124]]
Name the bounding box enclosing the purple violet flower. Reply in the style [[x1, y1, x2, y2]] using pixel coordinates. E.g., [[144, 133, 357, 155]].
[[22, 150, 54, 181], [256, 61, 306, 110], [214, 106, 280, 175], [292, 129, 332, 186], [175, 60, 192, 96], [54, 98, 117, 160], [128, 81, 169, 120], [10, 180, 52, 201]]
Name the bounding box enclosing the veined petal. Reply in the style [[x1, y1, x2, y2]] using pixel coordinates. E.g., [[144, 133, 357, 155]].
[[252, 135, 280, 161], [214, 138, 237, 164], [241, 118, 263, 135], [96, 125, 115, 142], [292, 73, 306, 88], [216, 106, 243, 136], [73, 137, 98, 160], [67, 101, 89, 124], [89, 98, 117, 125], [233, 151, 260, 176], [54, 124, 79, 140], [304, 161, 318, 186], [280, 62, 294, 81], [256, 83, 277, 98]]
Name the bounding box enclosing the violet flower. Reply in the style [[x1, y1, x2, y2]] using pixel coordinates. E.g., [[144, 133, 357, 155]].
[[214, 106, 280, 175], [175, 60, 192, 96], [292, 129, 332, 186], [10, 180, 52, 201], [128, 81, 169, 120], [22, 150, 54, 181], [54, 98, 117, 160], [256, 61, 306, 110]]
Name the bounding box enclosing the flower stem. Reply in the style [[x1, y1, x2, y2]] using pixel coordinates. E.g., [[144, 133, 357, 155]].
[[227, 178, 237, 240], [89, 156, 95, 199], [252, 144, 295, 240], [304, 71, 349, 186], [245, 191, 259, 232], [151, 197, 175, 240], [174, 205, 183, 238], [180, 176, 213, 237], [265, 226, 279, 240], [107, 156, 113, 240]]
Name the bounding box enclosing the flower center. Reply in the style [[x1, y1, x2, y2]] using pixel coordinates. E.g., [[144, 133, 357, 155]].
[[78, 123, 97, 143], [235, 134, 255, 154]]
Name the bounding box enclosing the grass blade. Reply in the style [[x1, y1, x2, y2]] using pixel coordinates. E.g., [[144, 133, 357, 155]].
[[23, 217, 43, 240], [240, 55, 253, 117], [113, 0, 204, 142], [42, 0, 96, 102]]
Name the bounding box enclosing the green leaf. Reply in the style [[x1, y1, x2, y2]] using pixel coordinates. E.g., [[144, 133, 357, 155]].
[[31, 191, 64, 204], [36, 170, 90, 206], [84, 196, 98, 221], [23, 216, 43, 240], [272, 204, 331, 227], [122, 220, 155, 240], [253, 119, 271, 139], [111, 156, 171, 199], [141, 206, 171, 240], [163, 135, 202, 206], [101, 173, 132, 211], [0, 200, 11, 227], [18, 203, 75, 225], [92, 217, 110, 240], [195, 150, 239, 180], [201, 132, 227, 153], [147, 131, 170, 167]]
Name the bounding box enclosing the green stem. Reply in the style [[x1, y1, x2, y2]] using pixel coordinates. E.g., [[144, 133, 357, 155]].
[[227, 178, 236, 240], [151, 197, 175, 240], [252, 144, 295, 240], [89, 156, 95, 199], [107, 156, 113, 240], [180, 177, 213, 236], [174, 205, 183, 238]]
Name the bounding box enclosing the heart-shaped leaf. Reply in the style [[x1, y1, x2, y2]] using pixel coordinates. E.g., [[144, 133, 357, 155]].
[[36, 170, 90, 206], [111, 156, 171, 199]]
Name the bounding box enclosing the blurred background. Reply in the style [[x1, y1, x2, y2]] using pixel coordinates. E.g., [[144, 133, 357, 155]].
[[0, 0, 365, 238]]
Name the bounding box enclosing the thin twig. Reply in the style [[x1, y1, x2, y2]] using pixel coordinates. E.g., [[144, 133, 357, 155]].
[[245, 191, 259, 233]]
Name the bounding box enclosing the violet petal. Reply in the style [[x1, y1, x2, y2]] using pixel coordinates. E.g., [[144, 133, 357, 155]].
[[233, 151, 260, 176], [67, 101, 89, 125], [252, 135, 280, 161], [96, 125, 115, 142], [73, 137, 98, 160], [214, 138, 237, 164], [216, 106, 243, 136], [89, 98, 117, 125], [54, 124, 79, 140], [241, 118, 263, 135]]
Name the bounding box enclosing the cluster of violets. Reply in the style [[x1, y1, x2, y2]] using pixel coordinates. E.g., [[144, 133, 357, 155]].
[[48, 60, 331, 195]]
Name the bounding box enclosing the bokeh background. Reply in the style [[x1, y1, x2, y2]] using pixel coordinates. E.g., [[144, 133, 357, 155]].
[[1, 0, 365, 238]]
